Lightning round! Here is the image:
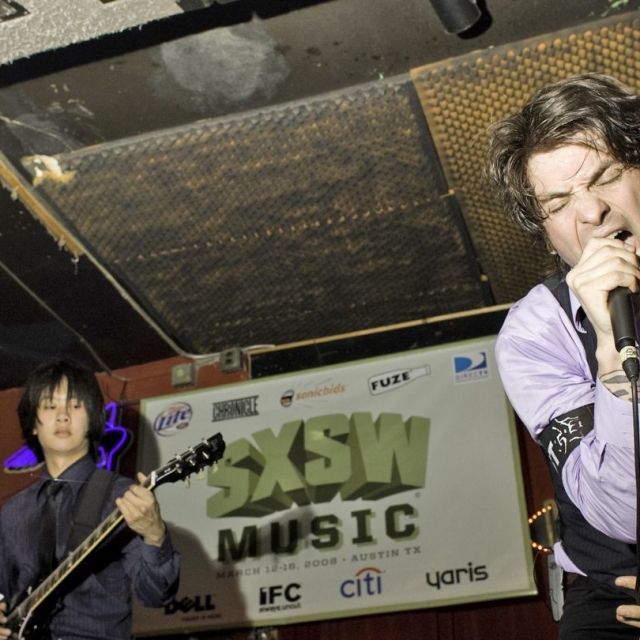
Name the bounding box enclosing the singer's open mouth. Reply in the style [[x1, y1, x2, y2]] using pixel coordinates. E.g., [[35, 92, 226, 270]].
[[608, 230, 633, 242]]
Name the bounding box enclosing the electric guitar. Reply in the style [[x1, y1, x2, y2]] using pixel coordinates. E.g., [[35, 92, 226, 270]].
[[5, 432, 226, 639]]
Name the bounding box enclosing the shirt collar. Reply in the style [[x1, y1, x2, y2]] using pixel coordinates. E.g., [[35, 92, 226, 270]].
[[567, 286, 640, 333], [567, 287, 587, 333], [38, 455, 97, 499]]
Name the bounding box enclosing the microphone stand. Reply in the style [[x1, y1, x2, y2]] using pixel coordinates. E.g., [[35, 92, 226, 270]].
[[631, 371, 640, 605], [609, 288, 640, 603]]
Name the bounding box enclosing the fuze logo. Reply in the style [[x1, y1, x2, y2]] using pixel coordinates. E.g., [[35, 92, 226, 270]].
[[165, 593, 215, 614], [340, 567, 383, 598], [153, 402, 193, 436], [207, 412, 430, 518], [368, 365, 431, 395]]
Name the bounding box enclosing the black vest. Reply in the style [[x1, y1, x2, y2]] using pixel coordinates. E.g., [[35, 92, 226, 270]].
[[542, 276, 636, 586]]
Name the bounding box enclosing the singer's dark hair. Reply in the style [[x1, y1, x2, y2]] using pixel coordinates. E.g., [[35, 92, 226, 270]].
[[485, 73, 640, 247], [18, 359, 105, 462]]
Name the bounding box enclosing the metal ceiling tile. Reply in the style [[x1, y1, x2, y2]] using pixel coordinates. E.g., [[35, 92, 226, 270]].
[[412, 12, 640, 303], [21, 76, 491, 355]]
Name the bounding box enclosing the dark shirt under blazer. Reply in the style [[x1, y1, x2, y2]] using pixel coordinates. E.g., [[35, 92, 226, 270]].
[[0, 456, 180, 639]]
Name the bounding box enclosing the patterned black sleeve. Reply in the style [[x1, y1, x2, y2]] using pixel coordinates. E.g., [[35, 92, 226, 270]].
[[538, 404, 595, 473]]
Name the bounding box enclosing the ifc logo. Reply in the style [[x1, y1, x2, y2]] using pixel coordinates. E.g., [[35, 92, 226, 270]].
[[153, 402, 193, 436]]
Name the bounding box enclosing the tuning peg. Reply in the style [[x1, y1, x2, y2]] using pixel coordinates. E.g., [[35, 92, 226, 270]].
[[197, 469, 205, 480], [212, 461, 219, 474], [183, 477, 191, 489]]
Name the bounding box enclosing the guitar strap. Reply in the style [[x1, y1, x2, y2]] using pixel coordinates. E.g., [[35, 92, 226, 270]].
[[19, 469, 117, 633], [66, 467, 116, 553]]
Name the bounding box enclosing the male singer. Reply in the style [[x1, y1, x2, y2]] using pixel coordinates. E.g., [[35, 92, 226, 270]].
[[486, 73, 640, 638]]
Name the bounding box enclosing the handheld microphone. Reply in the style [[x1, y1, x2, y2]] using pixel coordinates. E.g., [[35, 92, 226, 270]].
[[608, 287, 640, 380]]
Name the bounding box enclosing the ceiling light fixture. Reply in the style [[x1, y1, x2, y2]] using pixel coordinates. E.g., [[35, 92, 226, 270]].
[[176, 0, 241, 10], [428, 0, 482, 34]]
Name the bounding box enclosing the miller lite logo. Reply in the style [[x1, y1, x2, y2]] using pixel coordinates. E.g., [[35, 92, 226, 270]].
[[153, 402, 193, 437]]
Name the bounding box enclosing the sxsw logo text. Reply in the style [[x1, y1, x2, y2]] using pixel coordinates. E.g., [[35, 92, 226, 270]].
[[208, 412, 429, 521]]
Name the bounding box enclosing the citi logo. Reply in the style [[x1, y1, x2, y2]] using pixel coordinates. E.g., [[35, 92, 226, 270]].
[[153, 402, 193, 436], [340, 566, 383, 599]]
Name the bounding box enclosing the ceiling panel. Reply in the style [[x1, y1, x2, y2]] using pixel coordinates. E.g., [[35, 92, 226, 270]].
[[18, 75, 491, 356], [0, 0, 244, 65]]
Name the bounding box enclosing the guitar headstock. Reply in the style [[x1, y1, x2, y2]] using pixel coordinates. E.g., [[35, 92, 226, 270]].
[[151, 433, 226, 489]]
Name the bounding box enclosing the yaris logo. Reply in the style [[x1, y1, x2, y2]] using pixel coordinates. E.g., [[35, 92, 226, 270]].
[[153, 402, 193, 436], [340, 567, 383, 599]]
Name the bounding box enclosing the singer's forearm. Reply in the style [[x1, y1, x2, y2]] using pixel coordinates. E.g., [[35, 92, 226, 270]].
[[599, 367, 637, 401], [595, 330, 638, 400]]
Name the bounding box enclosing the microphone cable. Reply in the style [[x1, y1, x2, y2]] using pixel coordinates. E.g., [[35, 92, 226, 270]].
[[631, 374, 640, 605]]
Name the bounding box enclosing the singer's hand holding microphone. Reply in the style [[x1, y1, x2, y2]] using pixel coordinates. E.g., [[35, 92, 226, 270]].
[[608, 286, 640, 382], [565, 235, 640, 382]]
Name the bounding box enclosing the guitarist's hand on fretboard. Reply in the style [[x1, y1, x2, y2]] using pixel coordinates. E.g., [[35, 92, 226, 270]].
[[115, 472, 166, 547]]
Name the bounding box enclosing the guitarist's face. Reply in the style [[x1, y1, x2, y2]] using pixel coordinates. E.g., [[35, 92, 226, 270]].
[[33, 377, 91, 468]]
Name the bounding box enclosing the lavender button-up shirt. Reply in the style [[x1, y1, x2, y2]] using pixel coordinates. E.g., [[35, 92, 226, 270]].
[[496, 283, 638, 573]]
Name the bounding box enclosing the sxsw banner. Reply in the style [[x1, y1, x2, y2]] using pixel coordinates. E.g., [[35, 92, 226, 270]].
[[134, 337, 535, 634]]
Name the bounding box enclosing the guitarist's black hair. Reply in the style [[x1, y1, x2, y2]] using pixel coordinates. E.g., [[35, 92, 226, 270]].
[[17, 359, 106, 462]]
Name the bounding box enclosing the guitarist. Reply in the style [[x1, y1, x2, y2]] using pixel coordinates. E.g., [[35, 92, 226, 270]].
[[0, 360, 180, 639]]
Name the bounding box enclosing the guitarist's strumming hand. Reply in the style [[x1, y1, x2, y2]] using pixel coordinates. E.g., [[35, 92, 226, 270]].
[[0, 600, 12, 638], [115, 473, 166, 547]]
